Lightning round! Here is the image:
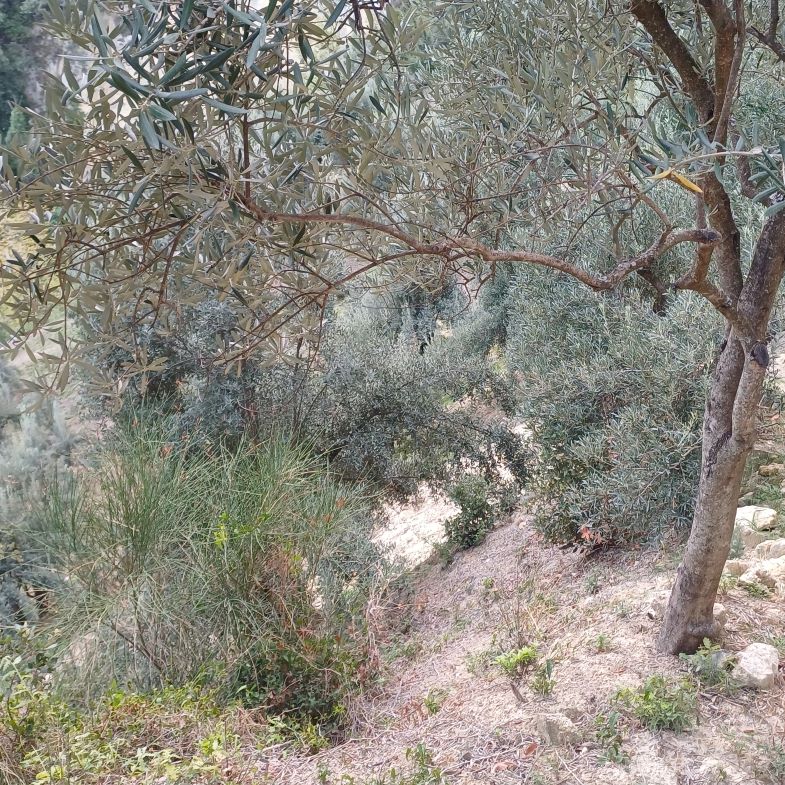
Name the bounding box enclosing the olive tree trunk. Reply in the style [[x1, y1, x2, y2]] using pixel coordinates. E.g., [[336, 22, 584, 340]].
[[658, 217, 785, 654]]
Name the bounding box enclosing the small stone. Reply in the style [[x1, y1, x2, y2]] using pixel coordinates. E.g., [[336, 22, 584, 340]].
[[736, 505, 778, 531], [712, 602, 728, 631], [754, 538, 785, 560], [536, 713, 580, 746], [645, 590, 670, 620], [724, 559, 751, 576], [739, 555, 785, 591], [731, 642, 780, 689], [758, 462, 785, 478]]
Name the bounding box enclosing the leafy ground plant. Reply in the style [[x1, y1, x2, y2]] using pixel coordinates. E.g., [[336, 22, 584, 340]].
[[594, 709, 629, 764], [494, 646, 538, 677], [615, 675, 698, 732], [680, 639, 736, 690]]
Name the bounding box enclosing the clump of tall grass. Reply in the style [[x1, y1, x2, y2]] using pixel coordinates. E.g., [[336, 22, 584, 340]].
[[32, 417, 389, 724]]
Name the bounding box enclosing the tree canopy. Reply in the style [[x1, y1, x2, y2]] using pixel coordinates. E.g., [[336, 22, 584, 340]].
[[5, 0, 782, 387]]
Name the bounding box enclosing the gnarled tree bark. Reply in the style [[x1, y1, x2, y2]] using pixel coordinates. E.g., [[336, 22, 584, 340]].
[[659, 213, 785, 653]]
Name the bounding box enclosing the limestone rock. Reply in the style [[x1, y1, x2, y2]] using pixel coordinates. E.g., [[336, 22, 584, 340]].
[[724, 559, 751, 576], [735, 506, 778, 553], [536, 713, 579, 746], [712, 602, 728, 631], [758, 462, 785, 478], [739, 555, 785, 591], [731, 642, 780, 689], [736, 505, 778, 531], [754, 538, 785, 560]]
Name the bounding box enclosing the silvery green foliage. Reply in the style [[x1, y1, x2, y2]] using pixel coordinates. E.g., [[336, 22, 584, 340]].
[[502, 270, 721, 545], [88, 284, 529, 498], [304, 302, 527, 497], [0, 360, 73, 628]]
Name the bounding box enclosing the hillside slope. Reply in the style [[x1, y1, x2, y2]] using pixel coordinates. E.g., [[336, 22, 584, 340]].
[[272, 513, 784, 785]]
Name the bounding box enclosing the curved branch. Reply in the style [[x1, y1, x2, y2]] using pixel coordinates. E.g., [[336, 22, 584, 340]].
[[238, 192, 720, 294]]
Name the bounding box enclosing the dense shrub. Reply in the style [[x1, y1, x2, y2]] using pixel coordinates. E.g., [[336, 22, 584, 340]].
[[444, 476, 496, 550], [502, 270, 720, 545], [85, 285, 529, 500], [305, 308, 528, 497], [31, 420, 387, 724]]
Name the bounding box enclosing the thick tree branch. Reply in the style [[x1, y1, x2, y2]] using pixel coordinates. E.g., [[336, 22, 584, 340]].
[[630, 0, 716, 121], [238, 193, 720, 295], [630, 1, 744, 301], [712, 0, 745, 144], [748, 0, 785, 62], [698, 0, 738, 140]]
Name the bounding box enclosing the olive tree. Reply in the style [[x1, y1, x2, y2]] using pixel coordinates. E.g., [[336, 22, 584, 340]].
[[3, 0, 785, 653]]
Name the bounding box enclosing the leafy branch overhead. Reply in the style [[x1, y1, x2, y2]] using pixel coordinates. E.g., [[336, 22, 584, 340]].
[[5, 0, 785, 387]]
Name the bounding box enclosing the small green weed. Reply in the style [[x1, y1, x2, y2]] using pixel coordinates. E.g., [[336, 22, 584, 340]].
[[615, 675, 697, 732], [423, 688, 448, 716], [595, 709, 628, 764], [494, 646, 537, 677], [531, 659, 556, 695], [594, 634, 611, 652], [742, 581, 772, 598], [679, 638, 736, 690]]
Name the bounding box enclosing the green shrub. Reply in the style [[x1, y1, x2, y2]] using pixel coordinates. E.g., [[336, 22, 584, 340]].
[[0, 646, 269, 785], [503, 270, 719, 546], [444, 476, 496, 549], [594, 709, 628, 763], [30, 419, 386, 726], [615, 675, 697, 732], [85, 289, 529, 502]]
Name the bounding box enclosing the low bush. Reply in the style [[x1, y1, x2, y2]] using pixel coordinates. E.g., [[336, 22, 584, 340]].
[[0, 642, 269, 785], [594, 709, 628, 763], [84, 287, 529, 504], [615, 675, 697, 732], [494, 645, 537, 677], [444, 476, 496, 550], [29, 418, 388, 728], [680, 639, 736, 690]]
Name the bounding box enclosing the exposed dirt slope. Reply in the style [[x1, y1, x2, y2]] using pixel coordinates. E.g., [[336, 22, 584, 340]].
[[267, 513, 784, 785]]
